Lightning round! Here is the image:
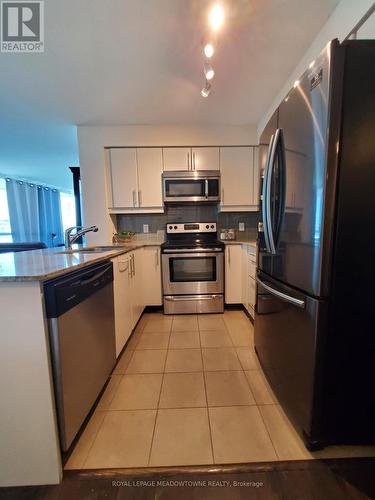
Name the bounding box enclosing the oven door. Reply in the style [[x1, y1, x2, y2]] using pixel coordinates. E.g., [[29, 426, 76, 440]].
[[163, 177, 220, 202], [162, 251, 224, 295]]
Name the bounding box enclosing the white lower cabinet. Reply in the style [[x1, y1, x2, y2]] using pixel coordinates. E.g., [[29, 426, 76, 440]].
[[242, 244, 257, 318], [112, 248, 145, 357], [142, 246, 162, 306], [112, 246, 163, 357], [225, 245, 243, 304], [112, 254, 133, 357]]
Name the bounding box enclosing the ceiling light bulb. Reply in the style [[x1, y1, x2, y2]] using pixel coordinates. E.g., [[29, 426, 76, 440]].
[[204, 62, 215, 80], [204, 43, 214, 58], [209, 4, 224, 31], [201, 83, 211, 98]]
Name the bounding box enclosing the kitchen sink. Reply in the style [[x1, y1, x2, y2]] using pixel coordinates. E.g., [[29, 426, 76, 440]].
[[56, 246, 125, 255]]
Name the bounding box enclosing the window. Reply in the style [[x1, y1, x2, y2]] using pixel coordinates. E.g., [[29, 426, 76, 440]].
[[0, 178, 12, 243], [60, 192, 76, 232]]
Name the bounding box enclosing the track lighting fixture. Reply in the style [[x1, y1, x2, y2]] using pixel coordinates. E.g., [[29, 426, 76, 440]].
[[201, 82, 211, 98], [204, 62, 215, 80]]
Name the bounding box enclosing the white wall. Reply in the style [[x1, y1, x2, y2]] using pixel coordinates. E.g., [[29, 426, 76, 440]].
[[78, 125, 257, 245], [0, 282, 62, 486], [257, 0, 375, 136]]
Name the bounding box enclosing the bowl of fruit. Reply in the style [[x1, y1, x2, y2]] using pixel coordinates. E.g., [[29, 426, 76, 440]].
[[112, 231, 136, 243]]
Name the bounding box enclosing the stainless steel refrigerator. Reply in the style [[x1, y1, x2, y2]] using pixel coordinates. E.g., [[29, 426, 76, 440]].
[[255, 39, 375, 449]]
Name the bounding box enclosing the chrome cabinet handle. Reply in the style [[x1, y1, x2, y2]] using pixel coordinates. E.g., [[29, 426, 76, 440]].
[[129, 254, 134, 277], [256, 277, 305, 308], [155, 249, 159, 267], [221, 188, 224, 204], [187, 152, 190, 170], [132, 190, 136, 207], [132, 254, 136, 276], [228, 246, 231, 265], [118, 260, 129, 273], [205, 179, 209, 199], [138, 190, 142, 207], [192, 151, 196, 170]]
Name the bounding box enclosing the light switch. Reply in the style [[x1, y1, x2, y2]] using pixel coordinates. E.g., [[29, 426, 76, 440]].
[[143, 224, 149, 233], [239, 222, 245, 232]]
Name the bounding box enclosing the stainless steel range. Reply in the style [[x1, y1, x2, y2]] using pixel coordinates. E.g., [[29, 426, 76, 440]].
[[161, 222, 224, 314]]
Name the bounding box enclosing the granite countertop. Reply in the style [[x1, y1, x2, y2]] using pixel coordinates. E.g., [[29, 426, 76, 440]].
[[0, 241, 163, 282], [222, 240, 257, 247]]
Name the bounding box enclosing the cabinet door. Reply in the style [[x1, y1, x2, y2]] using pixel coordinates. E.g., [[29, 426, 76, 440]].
[[191, 147, 219, 171], [252, 147, 260, 207], [225, 245, 243, 304], [131, 249, 145, 325], [142, 247, 162, 306], [220, 147, 254, 207], [241, 245, 249, 308], [137, 148, 163, 208], [163, 148, 191, 171], [112, 256, 133, 357], [108, 148, 138, 208]]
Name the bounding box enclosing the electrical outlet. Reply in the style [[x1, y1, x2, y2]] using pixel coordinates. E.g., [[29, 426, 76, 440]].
[[143, 224, 149, 233], [239, 222, 245, 232]]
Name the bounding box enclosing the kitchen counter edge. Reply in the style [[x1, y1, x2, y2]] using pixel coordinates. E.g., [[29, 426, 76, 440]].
[[0, 241, 163, 283]]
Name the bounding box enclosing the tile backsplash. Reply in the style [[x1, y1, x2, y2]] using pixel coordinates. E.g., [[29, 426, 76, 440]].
[[116, 205, 258, 241]]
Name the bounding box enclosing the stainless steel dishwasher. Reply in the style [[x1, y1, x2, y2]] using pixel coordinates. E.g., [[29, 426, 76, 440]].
[[44, 261, 116, 451]]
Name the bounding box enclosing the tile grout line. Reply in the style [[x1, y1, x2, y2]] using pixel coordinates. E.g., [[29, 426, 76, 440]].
[[256, 403, 281, 462], [80, 410, 108, 469], [198, 320, 216, 465], [146, 319, 172, 466]]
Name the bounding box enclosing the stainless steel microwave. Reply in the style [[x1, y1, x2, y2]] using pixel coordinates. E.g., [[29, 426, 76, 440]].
[[162, 170, 221, 203]]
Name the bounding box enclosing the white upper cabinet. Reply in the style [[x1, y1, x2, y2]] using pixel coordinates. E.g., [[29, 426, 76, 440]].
[[163, 148, 191, 171], [220, 147, 257, 211], [191, 147, 219, 171], [108, 148, 138, 208], [136, 148, 163, 208], [107, 148, 164, 212], [253, 147, 260, 205], [162, 147, 219, 171]]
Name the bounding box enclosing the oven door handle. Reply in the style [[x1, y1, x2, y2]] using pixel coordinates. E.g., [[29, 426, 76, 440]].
[[163, 248, 223, 254], [163, 252, 224, 258], [164, 295, 222, 302]]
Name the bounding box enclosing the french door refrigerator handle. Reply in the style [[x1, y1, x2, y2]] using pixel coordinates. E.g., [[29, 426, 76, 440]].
[[256, 276, 305, 308], [265, 128, 281, 254], [273, 129, 286, 249], [262, 133, 275, 253]]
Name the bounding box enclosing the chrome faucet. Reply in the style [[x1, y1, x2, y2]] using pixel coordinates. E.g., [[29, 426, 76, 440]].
[[64, 225, 99, 249]]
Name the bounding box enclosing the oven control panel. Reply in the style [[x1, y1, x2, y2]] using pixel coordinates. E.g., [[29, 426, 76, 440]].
[[166, 222, 217, 233]]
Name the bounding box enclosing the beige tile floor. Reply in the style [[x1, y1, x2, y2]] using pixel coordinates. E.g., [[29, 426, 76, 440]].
[[66, 311, 375, 470]]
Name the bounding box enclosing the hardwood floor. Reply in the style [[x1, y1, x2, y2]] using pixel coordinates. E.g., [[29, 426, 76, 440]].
[[1, 458, 374, 500]]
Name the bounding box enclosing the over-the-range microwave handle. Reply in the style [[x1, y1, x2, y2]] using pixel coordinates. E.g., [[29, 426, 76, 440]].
[[256, 276, 305, 309]]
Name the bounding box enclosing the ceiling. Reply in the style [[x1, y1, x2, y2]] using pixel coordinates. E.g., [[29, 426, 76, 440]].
[[0, 0, 340, 189]]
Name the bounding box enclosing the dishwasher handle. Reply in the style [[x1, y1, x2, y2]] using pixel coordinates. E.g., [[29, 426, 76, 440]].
[[44, 261, 114, 318]]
